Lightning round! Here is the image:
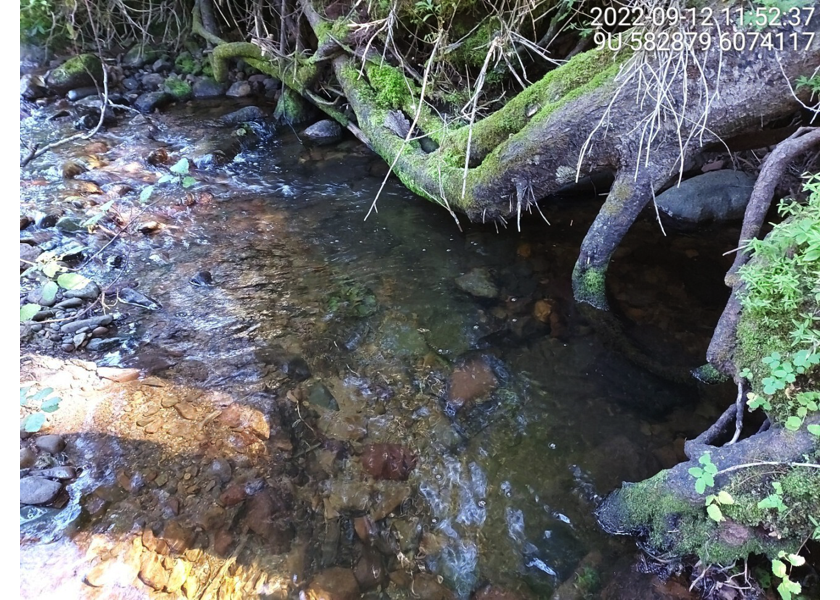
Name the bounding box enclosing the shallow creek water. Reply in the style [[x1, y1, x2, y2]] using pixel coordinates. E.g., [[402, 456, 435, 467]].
[[20, 98, 740, 599]]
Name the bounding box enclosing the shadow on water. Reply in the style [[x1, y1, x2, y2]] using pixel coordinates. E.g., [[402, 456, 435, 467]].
[[20, 97, 740, 599]]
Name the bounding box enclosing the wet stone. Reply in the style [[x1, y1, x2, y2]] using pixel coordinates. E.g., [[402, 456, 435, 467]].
[[360, 444, 416, 481], [303, 567, 361, 600], [209, 458, 233, 483], [174, 402, 200, 420], [216, 404, 270, 439], [97, 366, 140, 382], [31, 466, 76, 479], [135, 91, 173, 113], [162, 520, 195, 554], [214, 529, 235, 555], [63, 281, 103, 300], [192, 77, 226, 98], [301, 120, 343, 146], [307, 382, 338, 411], [20, 447, 37, 468], [20, 476, 62, 504], [87, 338, 121, 352], [455, 268, 498, 299], [219, 483, 248, 506], [448, 357, 498, 409], [226, 81, 253, 97], [219, 106, 265, 125], [353, 548, 386, 591]]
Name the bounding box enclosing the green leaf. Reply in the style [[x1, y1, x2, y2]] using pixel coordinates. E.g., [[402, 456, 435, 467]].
[[717, 491, 734, 505], [706, 504, 724, 522], [81, 198, 116, 227], [158, 174, 175, 184], [807, 424, 820, 437], [703, 472, 715, 487], [772, 559, 787, 578], [705, 495, 715, 506], [42, 261, 61, 278], [41, 281, 59, 304], [787, 554, 805, 567], [23, 413, 46, 433], [782, 579, 801, 596], [30, 387, 54, 401], [704, 462, 718, 475], [796, 407, 808, 417], [181, 176, 197, 188], [699, 453, 712, 465], [20, 303, 41, 322], [785, 416, 803, 431], [139, 185, 155, 203], [20, 386, 32, 405], [57, 272, 90, 290], [170, 157, 190, 175], [40, 396, 61, 413], [689, 467, 704, 478], [694, 478, 706, 494]]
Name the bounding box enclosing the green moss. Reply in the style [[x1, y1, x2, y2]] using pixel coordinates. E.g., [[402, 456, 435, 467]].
[[47, 53, 103, 91], [692, 363, 729, 384], [572, 263, 608, 309], [366, 62, 413, 109], [274, 88, 311, 124], [174, 51, 200, 75], [162, 77, 192, 101]]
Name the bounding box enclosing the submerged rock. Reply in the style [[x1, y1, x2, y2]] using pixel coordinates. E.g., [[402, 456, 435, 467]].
[[455, 268, 498, 299], [301, 120, 343, 146], [226, 81, 253, 97], [655, 170, 757, 223], [448, 357, 498, 410], [303, 567, 360, 600], [360, 444, 416, 481]]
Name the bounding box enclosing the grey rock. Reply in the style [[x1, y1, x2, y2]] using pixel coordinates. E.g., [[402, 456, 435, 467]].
[[135, 91, 173, 113], [226, 81, 253, 98], [455, 268, 499, 299], [151, 57, 173, 73], [301, 120, 343, 146], [55, 216, 84, 232], [118, 287, 159, 309], [67, 87, 99, 101], [655, 170, 757, 223], [124, 45, 161, 68], [263, 77, 279, 91], [209, 458, 232, 483], [55, 298, 84, 309], [60, 314, 113, 334], [140, 73, 165, 90], [307, 382, 338, 411], [20, 476, 62, 505], [64, 281, 101, 300], [20, 243, 41, 271], [35, 434, 65, 454], [30, 466, 76, 479], [219, 106, 265, 126], [192, 77, 226, 98], [122, 76, 140, 91]]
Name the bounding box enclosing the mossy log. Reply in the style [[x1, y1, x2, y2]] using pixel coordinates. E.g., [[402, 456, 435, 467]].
[[204, 0, 819, 309], [596, 418, 819, 565]]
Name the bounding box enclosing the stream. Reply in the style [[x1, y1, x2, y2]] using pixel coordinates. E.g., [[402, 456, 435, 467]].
[[20, 96, 740, 600]]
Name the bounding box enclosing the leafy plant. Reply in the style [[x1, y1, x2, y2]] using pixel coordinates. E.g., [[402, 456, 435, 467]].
[[757, 482, 788, 512], [20, 386, 63, 433], [136, 157, 198, 204], [772, 551, 805, 600], [689, 452, 718, 494], [705, 490, 734, 522]]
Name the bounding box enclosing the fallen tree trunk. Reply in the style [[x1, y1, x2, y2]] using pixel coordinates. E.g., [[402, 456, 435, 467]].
[[203, 0, 820, 308]]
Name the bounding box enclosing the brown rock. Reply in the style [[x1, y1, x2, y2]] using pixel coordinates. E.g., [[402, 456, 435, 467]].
[[353, 548, 387, 591], [138, 553, 168, 590], [142, 527, 169, 555], [217, 404, 271, 439], [84, 559, 112, 587], [20, 447, 37, 468], [162, 520, 195, 554], [214, 529, 235, 556], [303, 567, 361, 600], [370, 483, 411, 521], [174, 402, 200, 420], [97, 367, 140, 382], [533, 299, 554, 323], [360, 444, 416, 481], [354, 516, 375, 543], [219, 483, 248, 506], [448, 358, 497, 409]]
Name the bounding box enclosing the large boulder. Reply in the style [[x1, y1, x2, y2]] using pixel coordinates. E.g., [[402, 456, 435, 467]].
[[46, 54, 104, 95], [655, 170, 757, 223]]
